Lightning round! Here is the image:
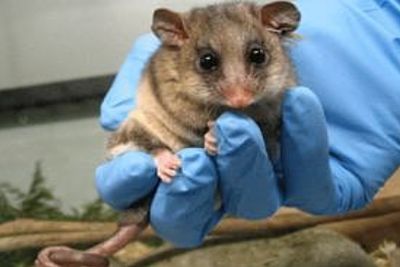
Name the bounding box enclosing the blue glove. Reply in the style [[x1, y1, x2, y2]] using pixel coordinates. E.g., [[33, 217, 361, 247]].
[[99, 34, 160, 131], [284, 0, 400, 213], [213, 112, 281, 219], [95, 152, 158, 210], [150, 148, 222, 248]]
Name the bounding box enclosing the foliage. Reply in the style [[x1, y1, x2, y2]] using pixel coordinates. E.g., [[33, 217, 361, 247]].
[[72, 198, 118, 222], [0, 249, 41, 267], [0, 183, 20, 223], [0, 162, 63, 223], [0, 161, 117, 223], [0, 162, 118, 266]]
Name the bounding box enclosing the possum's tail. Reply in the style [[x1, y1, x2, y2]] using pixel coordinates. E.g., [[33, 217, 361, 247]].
[[35, 221, 148, 267]]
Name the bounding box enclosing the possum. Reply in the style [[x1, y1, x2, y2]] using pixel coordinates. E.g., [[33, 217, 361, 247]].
[[35, 2, 300, 266]]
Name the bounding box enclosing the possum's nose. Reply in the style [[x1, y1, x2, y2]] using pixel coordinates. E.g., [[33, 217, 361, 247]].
[[222, 87, 254, 108]]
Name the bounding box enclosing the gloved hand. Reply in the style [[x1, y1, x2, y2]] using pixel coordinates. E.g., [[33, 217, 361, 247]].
[[284, 0, 400, 212], [96, 0, 400, 247]]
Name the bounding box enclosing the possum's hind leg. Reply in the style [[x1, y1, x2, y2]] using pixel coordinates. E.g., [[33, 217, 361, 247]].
[[111, 116, 182, 183]]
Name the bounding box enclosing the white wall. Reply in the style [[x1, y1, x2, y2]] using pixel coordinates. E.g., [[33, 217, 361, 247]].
[[0, 0, 273, 209], [0, 0, 238, 90], [0, 116, 107, 209]]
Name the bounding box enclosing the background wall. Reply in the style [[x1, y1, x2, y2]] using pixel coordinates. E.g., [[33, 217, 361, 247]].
[[0, 107, 107, 210], [0, 0, 270, 90], [0, 0, 245, 210]]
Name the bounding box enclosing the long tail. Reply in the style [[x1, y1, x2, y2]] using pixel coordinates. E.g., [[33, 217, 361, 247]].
[[36, 222, 148, 267]]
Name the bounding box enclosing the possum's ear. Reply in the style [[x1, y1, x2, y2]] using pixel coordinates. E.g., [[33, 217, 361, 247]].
[[152, 9, 188, 47], [260, 1, 300, 35]]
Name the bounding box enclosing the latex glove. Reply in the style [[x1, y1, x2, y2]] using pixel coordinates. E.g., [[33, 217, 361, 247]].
[[284, 0, 400, 213], [96, 152, 158, 210], [150, 148, 222, 247], [99, 34, 160, 131]]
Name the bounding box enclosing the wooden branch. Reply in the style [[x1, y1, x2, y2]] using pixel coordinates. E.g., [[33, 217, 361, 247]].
[[0, 219, 116, 236], [321, 211, 400, 252], [0, 231, 110, 252], [0, 221, 156, 252], [211, 196, 400, 237], [1, 196, 399, 253], [128, 209, 400, 267]]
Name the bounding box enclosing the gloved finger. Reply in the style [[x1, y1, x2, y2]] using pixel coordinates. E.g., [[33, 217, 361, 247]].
[[100, 33, 161, 131], [96, 151, 158, 211], [281, 86, 339, 214], [214, 112, 281, 219], [150, 148, 223, 248]]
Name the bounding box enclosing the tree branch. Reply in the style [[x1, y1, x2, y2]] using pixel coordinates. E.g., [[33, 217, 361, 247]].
[[1, 196, 399, 253]]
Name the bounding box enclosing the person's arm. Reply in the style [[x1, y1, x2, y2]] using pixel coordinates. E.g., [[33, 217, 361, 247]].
[[282, 0, 400, 214]]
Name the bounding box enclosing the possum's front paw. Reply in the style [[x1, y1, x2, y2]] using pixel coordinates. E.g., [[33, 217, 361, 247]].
[[154, 149, 181, 183], [204, 121, 218, 155]]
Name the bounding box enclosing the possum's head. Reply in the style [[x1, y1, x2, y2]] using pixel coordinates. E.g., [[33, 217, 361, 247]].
[[152, 1, 300, 109]]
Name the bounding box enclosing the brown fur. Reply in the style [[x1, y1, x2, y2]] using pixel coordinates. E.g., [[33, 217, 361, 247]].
[[109, 1, 298, 157]]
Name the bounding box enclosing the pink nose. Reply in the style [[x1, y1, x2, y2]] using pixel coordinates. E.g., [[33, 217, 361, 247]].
[[227, 95, 253, 108], [222, 88, 254, 108]]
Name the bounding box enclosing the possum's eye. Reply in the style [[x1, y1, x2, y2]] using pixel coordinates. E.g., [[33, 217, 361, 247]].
[[198, 51, 219, 72], [247, 44, 267, 66]]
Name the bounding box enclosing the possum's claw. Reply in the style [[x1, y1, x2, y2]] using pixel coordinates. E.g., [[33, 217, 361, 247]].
[[204, 121, 218, 155], [154, 149, 181, 183]]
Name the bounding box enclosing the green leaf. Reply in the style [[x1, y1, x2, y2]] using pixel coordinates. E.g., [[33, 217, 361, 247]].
[[19, 162, 64, 220]]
